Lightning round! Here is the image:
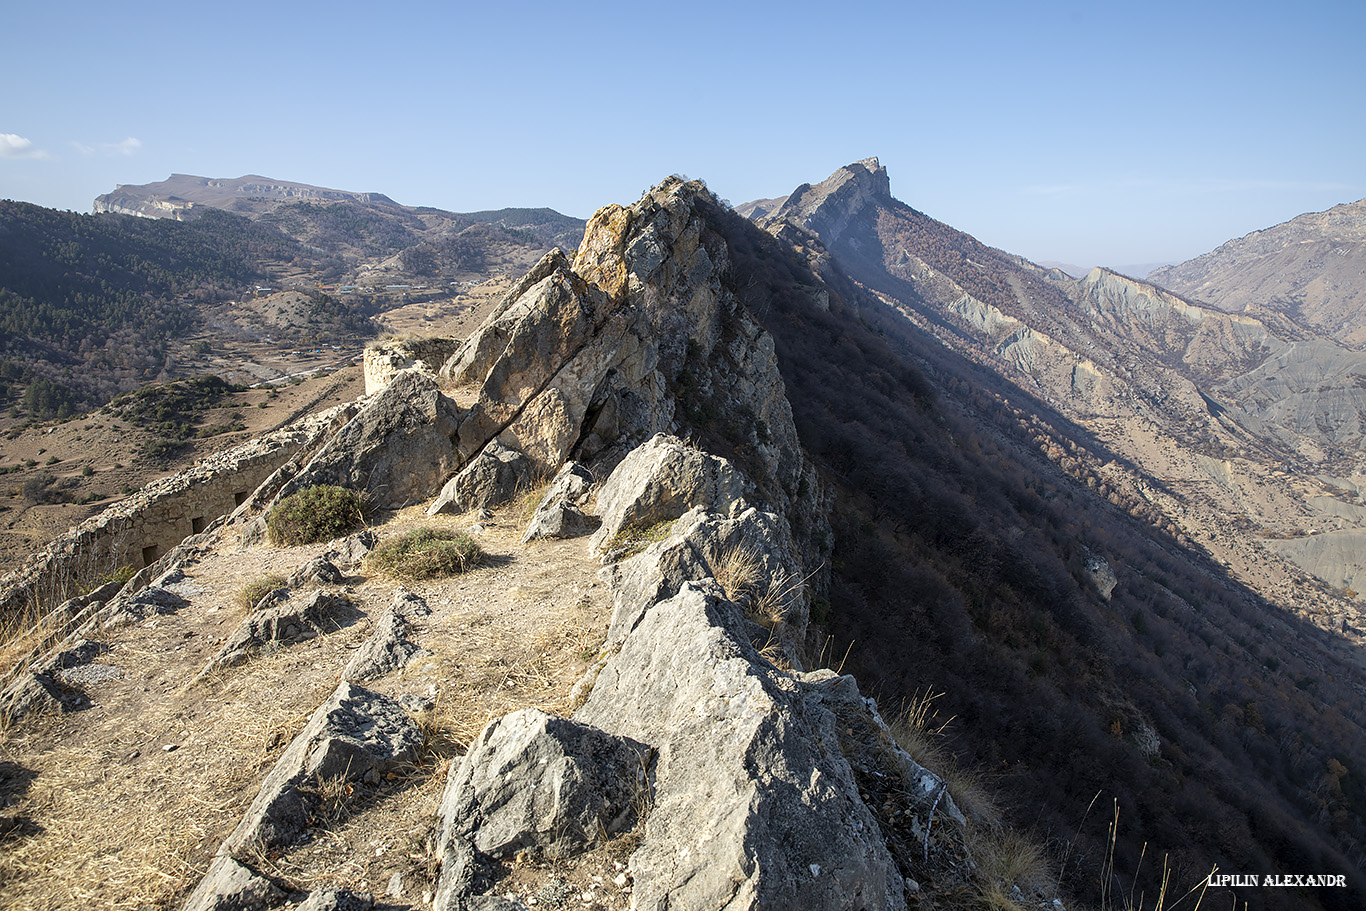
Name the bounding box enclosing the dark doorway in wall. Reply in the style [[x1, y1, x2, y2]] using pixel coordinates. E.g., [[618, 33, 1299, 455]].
[[141, 545, 159, 567], [234, 491, 248, 506], [192, 516, 208, 534]]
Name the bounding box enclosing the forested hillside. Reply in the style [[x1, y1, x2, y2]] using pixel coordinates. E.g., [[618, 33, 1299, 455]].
[[0, 202, 300, 414]]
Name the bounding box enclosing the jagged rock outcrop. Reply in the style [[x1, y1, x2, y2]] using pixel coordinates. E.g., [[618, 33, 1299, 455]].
[[521, 462, 596, 543], [431, 421, 958, 910], [198, 591, 359, 680], [588, 434, 748, 553], [0, 638, 108, 721], [287, 555, 345, 588], [342, 590, 432, 681], [424, 180, 811, 511], [322, 531, 377, 570], [436, 709, 651, 864], [274, 371, 463, 510], [574, 582, 909, 911], [768, 157, 891, 246], [100, 569, 191, 627], [427, 440, 531, 516], [599, 504, 807, 648], [186, 683, 423, 910]]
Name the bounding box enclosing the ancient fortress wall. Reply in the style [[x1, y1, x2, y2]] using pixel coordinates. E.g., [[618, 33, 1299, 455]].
[[0, 411, 341, 619], [363, 337, 461, 395]]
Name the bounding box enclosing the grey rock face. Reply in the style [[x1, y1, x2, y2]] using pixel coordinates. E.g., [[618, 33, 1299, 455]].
[[574, 583, 907, 911], [287, 555, 345, 588], [199, 591, 358, 679], [185, 683, 421, 910], [183, 855, 284, 911], [437, 708, 651, 862], [100, 575, 190, 627], [276, 371, 463, 509], [521, 462, 596, 543], [433, 710, 652, 909], [291, 889, 375, 911], [0, 638, 112, 722], [588, 434, 747, 554], [323, 530, 377, 569], [600, 504, 809, 648], [343, 590, 432, 682], [428, 440, 531, 516], [225, 682, 423, 855]]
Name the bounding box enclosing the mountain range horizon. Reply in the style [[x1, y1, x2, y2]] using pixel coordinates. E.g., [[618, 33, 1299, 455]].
[[2, 156, 1365, 911], [84, 165, 1366, 288]]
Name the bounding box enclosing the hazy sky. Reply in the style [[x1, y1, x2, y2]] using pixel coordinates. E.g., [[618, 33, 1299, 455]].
[[3, 0, 1362, 268]]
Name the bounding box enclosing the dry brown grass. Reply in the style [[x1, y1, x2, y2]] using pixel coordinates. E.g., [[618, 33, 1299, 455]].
[[974, 828, 1056, 910], [712, 543, 812, 632], [0, 602, 51, 686], [887, 690, 1000, 827], [513, 469, 554, 524], [0, 742, 222, 910], [713, 543, 766, 604], [235, 573, 286, 611]]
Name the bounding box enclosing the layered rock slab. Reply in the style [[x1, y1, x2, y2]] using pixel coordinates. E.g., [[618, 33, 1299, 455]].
[[588, 434, 748, 553], [185, 682, 422, 910], [342, 590, 432, 682], [574, 583, 906, 911], [275, 371, 463, 510]]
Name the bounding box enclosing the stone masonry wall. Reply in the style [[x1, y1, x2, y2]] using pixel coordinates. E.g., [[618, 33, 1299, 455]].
[[0, 409, 343, 620], [363, 337, 463, 395]]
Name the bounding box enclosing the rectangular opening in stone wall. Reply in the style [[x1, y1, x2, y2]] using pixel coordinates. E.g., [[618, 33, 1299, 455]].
[[234, 491, 248, 506], [191, 516, 208, 534], [141, 545, 159, 567]]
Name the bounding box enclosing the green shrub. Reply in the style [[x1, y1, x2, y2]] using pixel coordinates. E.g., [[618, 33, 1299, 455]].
[[237, 573, 287, 610], [97, 564, 137, 588], [366, 528, 482, 581], [266, 485, 365, 546]]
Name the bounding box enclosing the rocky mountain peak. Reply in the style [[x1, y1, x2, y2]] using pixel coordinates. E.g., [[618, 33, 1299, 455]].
[[765, 158, 891, 244]]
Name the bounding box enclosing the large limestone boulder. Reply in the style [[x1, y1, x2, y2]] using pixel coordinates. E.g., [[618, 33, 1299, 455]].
[[427, 440, 531, 516], [274, 371, 463, 509], [574, 583, 907, 911], [436, 709, 651, 864], [588, 434, 748, 553], [521, 461, 596, 543]]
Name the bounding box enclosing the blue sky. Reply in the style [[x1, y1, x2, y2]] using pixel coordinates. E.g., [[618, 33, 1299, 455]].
[[3, 0, 1362, 268]]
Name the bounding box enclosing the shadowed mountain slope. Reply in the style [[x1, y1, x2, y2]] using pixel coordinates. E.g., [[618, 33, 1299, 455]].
[[732, 165, 1366, 908], [752, 160, 1366, 627]]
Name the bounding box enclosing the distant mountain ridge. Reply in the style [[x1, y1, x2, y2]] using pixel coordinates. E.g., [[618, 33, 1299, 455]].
[[751, 159, 1366, 629], [1149, 198, 1366, 346], [93, 173, 398, 220], [92, 173, 586, 257]]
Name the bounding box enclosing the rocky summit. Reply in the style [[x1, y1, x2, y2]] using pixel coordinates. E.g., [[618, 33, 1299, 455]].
[[0, 176, 995, 911], [2, 166, 1365, 911]]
